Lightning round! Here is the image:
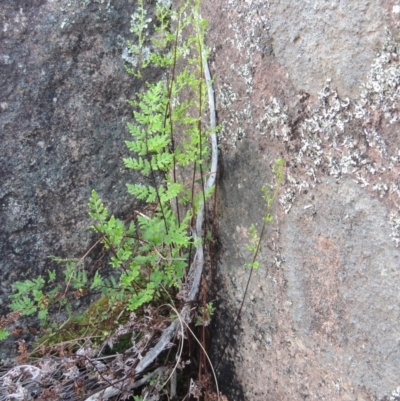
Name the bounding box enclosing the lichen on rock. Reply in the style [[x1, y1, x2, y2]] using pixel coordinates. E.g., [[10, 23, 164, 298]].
[[202, 0, 400, 399]]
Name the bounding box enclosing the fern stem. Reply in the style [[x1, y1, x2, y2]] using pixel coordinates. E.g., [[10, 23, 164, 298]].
[[165, 8, 181, 227]]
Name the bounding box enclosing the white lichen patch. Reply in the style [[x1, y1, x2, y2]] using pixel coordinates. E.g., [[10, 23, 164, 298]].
[[358, 31, 400, 118], [214, 0, 270, 147], [389, 211, 400, 247], [217, 82, 253, 146], [286, 32, 400, 244], [278, 187, 296, 215], [156, 0, 172, 7], [55, 0, 108, 10], [389, 385, 400, 400], [122, 45, 151, 68], [256, 97, 289, 141], [215, 3, 400, 245], [289, 33, 399, 173], [223, 0, 270, 55]]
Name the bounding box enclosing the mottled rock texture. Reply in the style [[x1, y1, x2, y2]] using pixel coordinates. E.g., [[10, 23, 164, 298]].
[[0, 0, 157, 356], [202, 0, 400, 399], [269, 0, 384, 98]]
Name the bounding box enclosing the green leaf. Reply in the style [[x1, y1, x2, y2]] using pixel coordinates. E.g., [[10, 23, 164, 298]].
[[123, 157, 151, 174], [164, 224, 190, 247], [150, 152, 174, 171], [48, 285, 61, 298], [70, 270, 88, 290], [125, 139, 147, 156], [128, 283, 155, 311], [110, 256, 122, 268], [33, 289, 43, 302], [88, 190, 108, 222], [10, 296, 37, 316], [0, 329, 9, 341], [245, 261, 260, 269], [38, 309, 48, 320], [104, 216, 125, 247], [147, 134, 170, 153], [90, 271, 103, 290], [127, 123, 146, 140], [48, 270, 56, 283], [150, 269, 166, 287], [120, 262, 140, 287], [10, 277, 45, 298], [126, 184, 157, 203]]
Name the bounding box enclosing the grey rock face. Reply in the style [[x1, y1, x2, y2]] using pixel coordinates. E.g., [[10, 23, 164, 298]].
[[202, 0, 400, 399], [282, 178, 400, 399], [0, 0, 156, 354], [268, 0, 385, 98]]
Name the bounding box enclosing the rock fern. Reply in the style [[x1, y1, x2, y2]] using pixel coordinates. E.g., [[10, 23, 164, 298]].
[[1, 0, 211, 345]]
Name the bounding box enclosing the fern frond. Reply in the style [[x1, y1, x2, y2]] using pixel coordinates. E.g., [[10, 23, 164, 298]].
[[90, 271, 104, 290], [127, 122, 146, 140], [123, 157, 151, 174], [126, 183, 157, 203], [125, 140, 147, 156], [150, 152, 174, 171], [128, 283, 155, 311], [10, 277, 45, 298], [0, 329, 9, 341], [88, 190, 108, 222], [9, 296, 37, 316], [147, 134, 170, 153]]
